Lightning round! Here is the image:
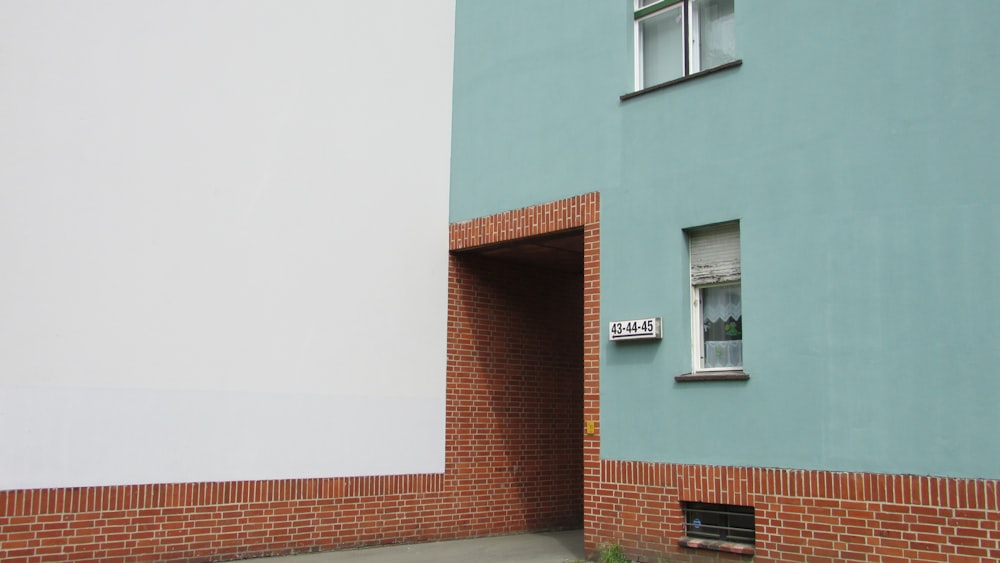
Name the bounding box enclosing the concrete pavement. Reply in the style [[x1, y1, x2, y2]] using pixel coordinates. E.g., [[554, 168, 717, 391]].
[[256, 529, 585, 563]]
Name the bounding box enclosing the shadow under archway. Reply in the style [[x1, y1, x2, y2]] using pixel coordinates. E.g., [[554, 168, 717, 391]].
[[446, 229, 585, 534]]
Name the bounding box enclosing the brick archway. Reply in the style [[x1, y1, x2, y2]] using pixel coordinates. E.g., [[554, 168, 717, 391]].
[[446, 193, 600, 543]]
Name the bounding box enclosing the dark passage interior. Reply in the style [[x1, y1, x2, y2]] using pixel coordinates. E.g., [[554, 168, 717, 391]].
[[447, 229, 585, 533]]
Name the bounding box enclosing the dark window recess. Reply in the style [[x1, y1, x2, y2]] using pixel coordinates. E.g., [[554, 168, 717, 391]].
[[682, 502, 755, 545]]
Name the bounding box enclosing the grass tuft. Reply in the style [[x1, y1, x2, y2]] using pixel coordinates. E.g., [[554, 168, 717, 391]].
[[598, 542, 629, 563]]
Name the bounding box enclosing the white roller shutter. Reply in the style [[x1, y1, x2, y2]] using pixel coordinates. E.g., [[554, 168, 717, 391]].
[[689, 221, 740, 285]]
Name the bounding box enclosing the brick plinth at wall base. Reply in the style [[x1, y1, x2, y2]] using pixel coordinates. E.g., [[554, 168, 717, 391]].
[[0, 476, 451, 563], [589, 460, 1000, 563]]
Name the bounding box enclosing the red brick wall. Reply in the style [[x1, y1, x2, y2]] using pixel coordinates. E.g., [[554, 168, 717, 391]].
[[0, 193, 601, 563], [447, 253, 583, 532], [592, 460, 1000, 563], [0, 476, 447, 563], [444, 191, 600, 537]]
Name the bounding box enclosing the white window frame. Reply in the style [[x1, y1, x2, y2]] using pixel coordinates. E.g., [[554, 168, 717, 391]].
[[690, 282, 742, 373], [633, 0, 727, 91], [687, 222, 742, 374]]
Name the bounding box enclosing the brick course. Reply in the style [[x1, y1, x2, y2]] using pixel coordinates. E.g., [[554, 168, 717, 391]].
[[0, 476, 447, 562], [593, 460, 1000, 563]]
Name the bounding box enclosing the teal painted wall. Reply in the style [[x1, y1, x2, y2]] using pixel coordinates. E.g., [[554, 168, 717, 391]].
[[451, 1, 1000, 479], [449, 0, 627, 222]]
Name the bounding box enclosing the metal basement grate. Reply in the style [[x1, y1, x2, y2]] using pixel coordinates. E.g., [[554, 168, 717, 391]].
[[682, 502, 755, 545]]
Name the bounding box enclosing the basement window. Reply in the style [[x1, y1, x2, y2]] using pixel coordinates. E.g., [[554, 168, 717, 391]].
[[679, 502, 755, 555]]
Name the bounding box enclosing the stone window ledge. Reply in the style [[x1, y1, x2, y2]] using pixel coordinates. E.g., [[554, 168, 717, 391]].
[[621, 59, 743, 101], [675, 370, 749, 382], [679, 536, 755, 556]]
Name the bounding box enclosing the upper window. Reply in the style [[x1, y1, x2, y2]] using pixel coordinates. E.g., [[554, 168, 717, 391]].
[[633, 0, 736, 90], [688, 221, 742, 373]]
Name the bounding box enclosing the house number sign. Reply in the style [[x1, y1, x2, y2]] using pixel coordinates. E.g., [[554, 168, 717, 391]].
[[608, 317, 662, 342]]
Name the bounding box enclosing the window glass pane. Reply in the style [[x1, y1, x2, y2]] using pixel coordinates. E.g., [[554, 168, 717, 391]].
[[702, 284, 741, 368], [728, 512, 756, 542], [693, 0, 735, 70], [640, 5, 684, 86], [686, 504, 726, 539]]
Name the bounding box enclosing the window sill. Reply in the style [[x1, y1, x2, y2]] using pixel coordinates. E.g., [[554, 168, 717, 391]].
[[621, 59, 743, 102], [675, 370, 749, 382], [679, 537, 755, 556]]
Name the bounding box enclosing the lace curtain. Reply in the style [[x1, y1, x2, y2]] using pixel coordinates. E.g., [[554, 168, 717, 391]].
[[703, 285, 741, 324], [704, 341, 742, 368], [702, 285, 742, 369]]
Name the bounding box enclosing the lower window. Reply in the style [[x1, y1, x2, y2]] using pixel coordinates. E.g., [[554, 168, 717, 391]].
[[698, 283, 742, 369], [687, 221, 743, 374]]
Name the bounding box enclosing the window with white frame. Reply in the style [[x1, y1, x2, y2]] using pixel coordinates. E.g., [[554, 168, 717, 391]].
[[688, 221, 742, 372], [633, 0, 736, 90]]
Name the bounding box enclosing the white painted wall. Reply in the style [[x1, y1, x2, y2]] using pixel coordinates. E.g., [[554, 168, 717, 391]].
[[0, 1, 454, 489]]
